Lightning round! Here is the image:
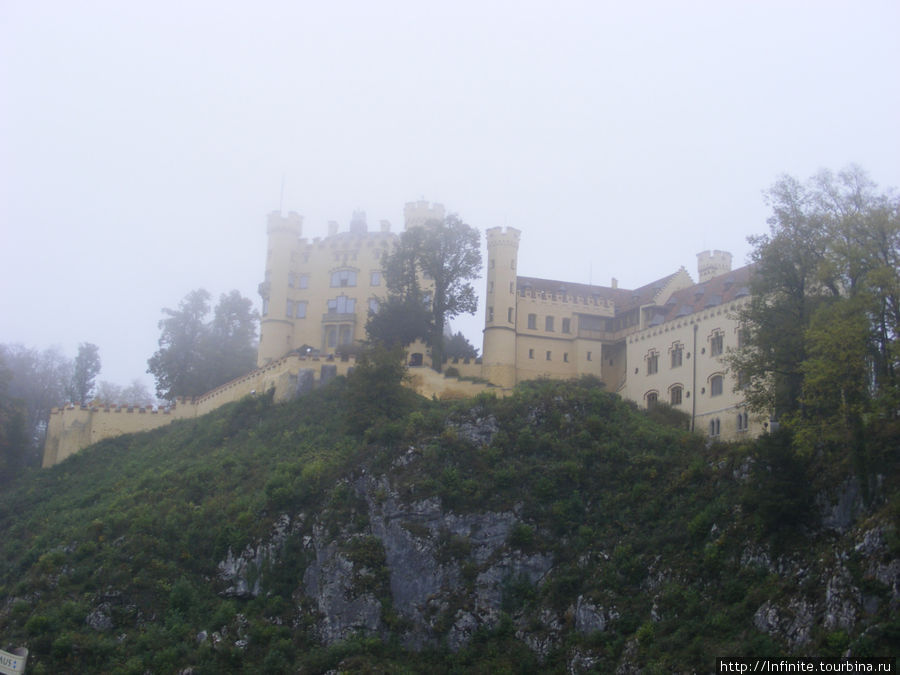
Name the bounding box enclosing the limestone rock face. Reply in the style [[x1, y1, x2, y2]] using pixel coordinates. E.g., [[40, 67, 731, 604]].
[[209, 464, 898, 661]]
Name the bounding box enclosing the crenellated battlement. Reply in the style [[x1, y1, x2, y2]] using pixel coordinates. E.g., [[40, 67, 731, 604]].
[[697, 250, 732, 283], [404, 201, 445, 230], [485, 226, 521, 248], [267, 210, 303, 236], [42, 350, 371, 467], [516, 286, 615, 314]]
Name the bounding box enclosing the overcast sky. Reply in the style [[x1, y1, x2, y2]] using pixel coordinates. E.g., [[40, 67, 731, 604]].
[[2, 0, 898, 391]]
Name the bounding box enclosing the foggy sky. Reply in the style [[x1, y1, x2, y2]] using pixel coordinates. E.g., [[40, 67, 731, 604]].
[[2, 1, 898, 391]]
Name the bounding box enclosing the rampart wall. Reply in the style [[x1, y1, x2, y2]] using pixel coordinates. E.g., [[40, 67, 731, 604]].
[[42, 352, 497, 467], [42, 352, 361, 467]]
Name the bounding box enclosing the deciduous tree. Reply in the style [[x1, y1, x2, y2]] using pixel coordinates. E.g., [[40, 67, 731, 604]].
[[67, 342, 101, 404], [729, 166, 899, 461], [147, 289, 258, 401], [380, 214, 481, 371], [0, 344, 72, 457]]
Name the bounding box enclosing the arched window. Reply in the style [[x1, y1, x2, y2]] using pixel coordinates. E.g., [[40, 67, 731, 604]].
[[710, 374, 724, 397], [645, 391, 658, 409], [670, 385, 683, 406], [710, 330, 724, 356], [709, 418, 721, 436], [646, 350, 659, 375], [670, 342, 683, 368]]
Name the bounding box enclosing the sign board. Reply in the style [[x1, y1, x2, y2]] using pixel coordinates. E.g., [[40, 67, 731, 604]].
[[0, 647, 27, 675]]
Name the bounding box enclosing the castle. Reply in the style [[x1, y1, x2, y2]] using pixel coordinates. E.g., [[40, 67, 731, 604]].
[[481, 227, 759, 438], [42, 203, 760, 467]]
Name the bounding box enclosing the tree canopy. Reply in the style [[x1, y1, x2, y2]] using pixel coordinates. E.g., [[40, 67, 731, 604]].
[[67, 342, 101, 404], [147, 289, 258, 401], [376, 214, 482, 370], [728, 165, 899, 462], [0, 344, 72, 454], [443, 330, 479, 361]]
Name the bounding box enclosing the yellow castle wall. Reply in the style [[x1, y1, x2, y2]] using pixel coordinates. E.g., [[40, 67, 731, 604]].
[[621, 297, 764, 441], [42, 352, 362, 468]]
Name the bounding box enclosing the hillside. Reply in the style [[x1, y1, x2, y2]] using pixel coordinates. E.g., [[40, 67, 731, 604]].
[[0, 376, 897, 673]]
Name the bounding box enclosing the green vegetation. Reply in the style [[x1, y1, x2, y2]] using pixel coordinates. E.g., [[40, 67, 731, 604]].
[[377, 212, 482, 371], [147, 288, 258, 401], [729, 166, 899, 470], [0, 375, 897, 673]]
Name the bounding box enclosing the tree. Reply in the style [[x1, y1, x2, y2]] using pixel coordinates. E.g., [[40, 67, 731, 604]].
[[365, 296, 432, 350], [0, 344, 72, 458], [729, 166, 899, 459], [344, 345, 415, 435], [67, 342, 101, 404], [147, 289, 212, 400], [381, 214, 482, 371], [147, 289, 258, 401], [0, 357, 29, 481], [94, 379, 156, 407], [443, 331, 479, 360], [205, 290, 258, 384]]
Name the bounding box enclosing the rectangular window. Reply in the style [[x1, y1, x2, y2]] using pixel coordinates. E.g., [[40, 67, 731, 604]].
[[507, 307, 514, 323], [262, 298, 269, 316], [298, 274, 309, 289], [328, 296, 356, 314], [509, 281, 514, 294], [546, 351, 551, 361], [545, 316, 554, 332], [647, 352, 658, 375], [368, 299, 379, 314], [527, 314, 537, 330], [338, 325, 353, 345], [671, 345, 683, 368], [710, 333, 724, 356], [370, 271, 381, 286], [295, 301, 307, 318], [488, 306, 494, 322], [587, 351, 592, 361], [711, 375, 723, 396], [528, 348, 534, 359], [562, 318, 571, 334], [563, 353, 568, 363], [330, 270, 357, 287]]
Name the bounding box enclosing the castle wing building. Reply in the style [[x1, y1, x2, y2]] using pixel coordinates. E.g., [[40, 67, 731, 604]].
[[481, 232, 761, 439]]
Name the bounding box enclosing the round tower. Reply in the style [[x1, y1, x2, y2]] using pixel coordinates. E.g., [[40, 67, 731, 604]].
[[482, 226, 521, 388], [696, 250, 732, 283], [258, 211, 302, 366]]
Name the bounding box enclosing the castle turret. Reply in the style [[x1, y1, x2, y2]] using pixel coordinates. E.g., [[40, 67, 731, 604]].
[[258, 211, 303, 366], [482, 226, 521, 388], [404, 200, 445, 229], [696, 250, 732, 283]]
